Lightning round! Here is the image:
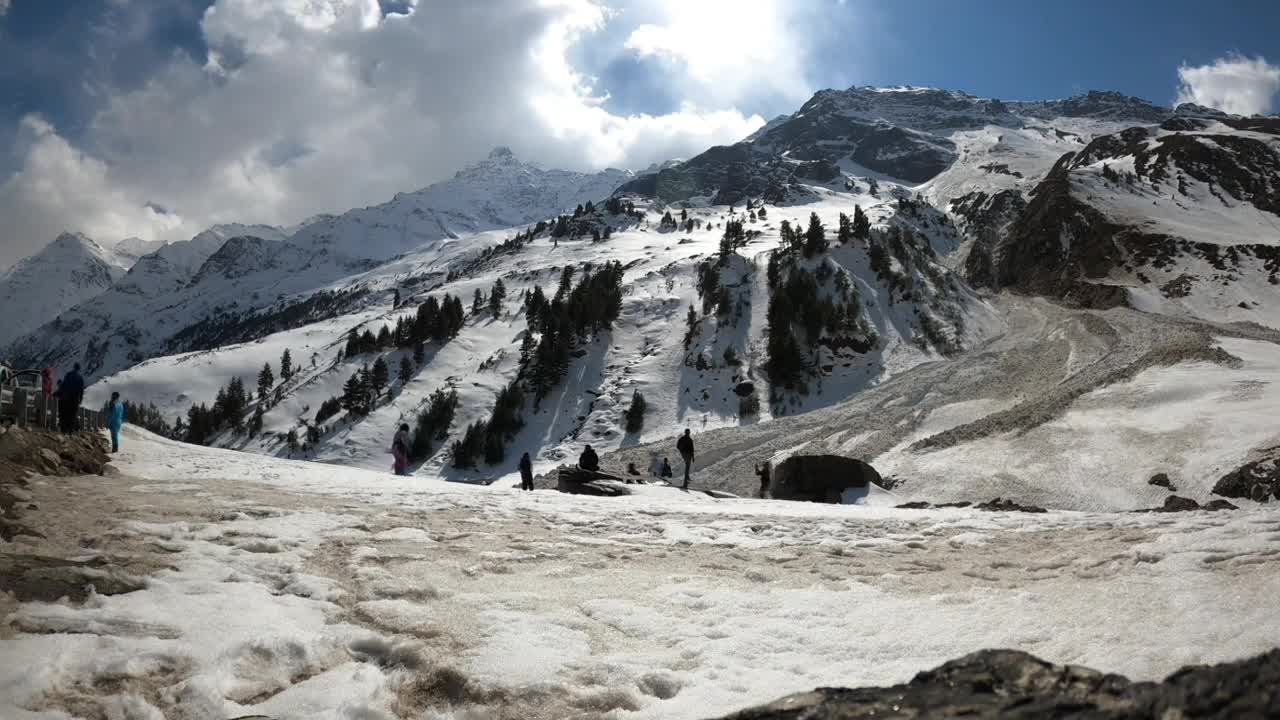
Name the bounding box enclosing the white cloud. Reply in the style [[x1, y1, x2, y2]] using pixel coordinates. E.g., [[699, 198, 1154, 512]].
[[1176, 53, 1280, 116], [0, 0, 768, 268], [0, 0, 10, 17], [623, 0, 815, 108]]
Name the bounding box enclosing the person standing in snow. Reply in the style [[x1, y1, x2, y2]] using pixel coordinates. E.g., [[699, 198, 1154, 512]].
[[390, 423, 411, 476], [677, 428, 695, 488], [107, 392, 125, 453], [755, 460, 772, 499], [518, 452, 534, 491], [57, 364, 85, 433], [578, 444, 600, 472]]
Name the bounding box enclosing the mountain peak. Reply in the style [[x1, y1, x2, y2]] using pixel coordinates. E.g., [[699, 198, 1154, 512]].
[[488, 146, 517, 161]]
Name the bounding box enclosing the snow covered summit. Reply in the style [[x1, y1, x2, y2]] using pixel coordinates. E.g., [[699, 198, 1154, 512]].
[[0, 232, 134, 350]]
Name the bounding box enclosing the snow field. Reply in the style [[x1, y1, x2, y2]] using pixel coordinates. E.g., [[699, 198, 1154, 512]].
[[4, 428, 1280, 719]]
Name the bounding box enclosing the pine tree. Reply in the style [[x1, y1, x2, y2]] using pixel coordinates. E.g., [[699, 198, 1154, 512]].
[[371, 357, 390, 399], [280, 349, 293, 380], [623, 390, 646, 433], [413, 342, 425, 367], [393, 288, 401, 308], [341, 373, 364, 415], [684, 304, 699, 348], [473, 288, 485, 314], [398, 356, 413, 387], [852, 205, 871, 240], [757, 206, 767, 220], [837, 212, 852, 244], [257, 363, 275, 402], [286, 429, 299, 455], [489, 279, 506, 319], [803, 212, 827, 257]]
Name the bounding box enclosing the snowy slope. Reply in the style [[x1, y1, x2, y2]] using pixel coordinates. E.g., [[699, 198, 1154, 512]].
[[8, 151, 633, 382], [288, 147, 635, 263], [3, 427, 1278, 719], [972, 115, 1280, 326], [87, 189, 1000, 481], [0, 233, 132, 350]]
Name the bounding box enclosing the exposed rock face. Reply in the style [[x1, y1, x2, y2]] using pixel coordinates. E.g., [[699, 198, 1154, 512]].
[[1148, 473, 1176, 491], [770, 455, 881, 503], [711, 648, 1280, 719], [975, 121, 1280, 309], [1140, 495, 1236, 513], [975, 497, 1048, 513], [1212, 447, 1280, 503]]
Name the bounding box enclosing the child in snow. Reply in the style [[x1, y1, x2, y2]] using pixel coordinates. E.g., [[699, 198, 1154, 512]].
[[108, 392, 125, 453]]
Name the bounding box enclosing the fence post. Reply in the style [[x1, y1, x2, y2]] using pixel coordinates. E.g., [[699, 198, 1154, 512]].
[[14, 389, 28, 427]]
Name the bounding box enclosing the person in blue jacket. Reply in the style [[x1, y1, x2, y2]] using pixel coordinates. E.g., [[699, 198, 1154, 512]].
[[108, 391, 125, 453]]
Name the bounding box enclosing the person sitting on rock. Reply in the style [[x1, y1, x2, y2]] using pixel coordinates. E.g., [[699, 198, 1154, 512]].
[[660, 457, 673, 478], [578, 444, 600, 472]]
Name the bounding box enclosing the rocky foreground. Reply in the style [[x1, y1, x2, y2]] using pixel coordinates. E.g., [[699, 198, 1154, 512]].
[[718, 649, 1280, 719]]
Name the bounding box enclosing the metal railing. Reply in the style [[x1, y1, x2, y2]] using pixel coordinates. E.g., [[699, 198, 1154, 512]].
[[0, 387, 105, 432]]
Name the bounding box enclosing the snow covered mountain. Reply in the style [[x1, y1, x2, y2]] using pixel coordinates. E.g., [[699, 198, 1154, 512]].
[[5, 151, 634, 380], [0, 233, 134, 350], [970, 115, 1280, 325], [288, 147, 635, 263], [19, 85, 1275, 514]]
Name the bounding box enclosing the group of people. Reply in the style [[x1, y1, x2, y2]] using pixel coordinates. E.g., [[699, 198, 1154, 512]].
[[387, 424, 756, 496], [561, 428, 699, 489], [1, 361, 126, 452]]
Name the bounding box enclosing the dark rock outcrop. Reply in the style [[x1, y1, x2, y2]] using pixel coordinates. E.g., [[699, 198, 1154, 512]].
[[976, 123, 1280, 303], [1212, 448, 1280, 503], [1148, 473, 1176, 491], [770, 455, 881, 503], [975, 497, 1047, 513], [711, 648, 1280, 719]]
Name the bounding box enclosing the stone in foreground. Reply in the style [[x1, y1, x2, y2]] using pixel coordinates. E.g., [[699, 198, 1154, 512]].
[[712, 648, 1280, 719]]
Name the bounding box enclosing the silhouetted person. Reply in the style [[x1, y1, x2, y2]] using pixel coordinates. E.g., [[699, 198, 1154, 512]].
[[755, 460, 772, 499], [660, 457, 673, 478], [518, 452, 534, 491], [677, 429, 694, 488], [57, 364, 85, 433], [107, 391, 125, 453], [390, 423, 410, 476], [579, 444, 600, 472], [626, 462, 640, 476]]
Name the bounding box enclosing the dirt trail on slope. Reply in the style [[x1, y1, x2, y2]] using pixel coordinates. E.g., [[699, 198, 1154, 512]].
[[609, 294, 1280, 506]]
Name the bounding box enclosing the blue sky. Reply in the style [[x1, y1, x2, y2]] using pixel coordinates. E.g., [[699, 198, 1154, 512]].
[[0, 0, 1276, 268], [3, 0, 1276, 153]]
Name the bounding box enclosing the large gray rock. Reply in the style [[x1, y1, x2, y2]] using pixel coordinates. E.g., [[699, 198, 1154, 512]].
[[1212, 447, 1280, 503], [770, 455, 880, 503], [711, 648, 1280, 719]]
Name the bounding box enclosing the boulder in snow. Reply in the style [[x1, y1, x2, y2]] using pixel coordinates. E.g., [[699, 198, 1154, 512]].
[[770, 454, 881, 504]]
